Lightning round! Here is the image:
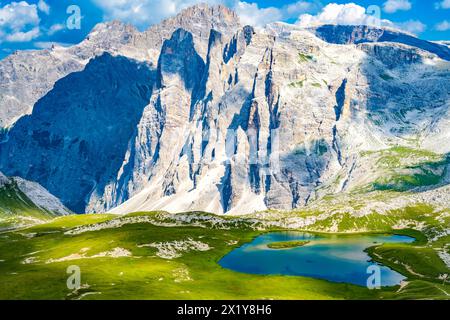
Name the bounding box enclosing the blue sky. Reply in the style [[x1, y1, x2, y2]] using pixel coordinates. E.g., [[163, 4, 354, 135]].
[[0, 0, 449, 59]]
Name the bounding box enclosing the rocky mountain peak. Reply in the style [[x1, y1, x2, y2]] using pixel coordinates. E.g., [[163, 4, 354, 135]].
[[134, 3, 241, 63], [86, 20, 138, 43], [155, 3, 240, 32]]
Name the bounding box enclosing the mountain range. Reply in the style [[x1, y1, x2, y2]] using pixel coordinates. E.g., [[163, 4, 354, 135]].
[[0, 3, 449, 217]]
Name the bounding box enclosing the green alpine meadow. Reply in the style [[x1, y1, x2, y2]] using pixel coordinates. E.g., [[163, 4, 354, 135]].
[[0, 206, 448, 300]]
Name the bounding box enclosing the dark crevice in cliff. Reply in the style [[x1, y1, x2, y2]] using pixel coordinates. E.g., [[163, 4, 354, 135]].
[[334, 79, 347, 121]]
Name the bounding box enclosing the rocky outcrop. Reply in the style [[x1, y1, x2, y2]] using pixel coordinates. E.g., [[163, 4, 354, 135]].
[[310, 25, 450, 61], [0, 53, 154, 213], [0, 172, 70, 216]]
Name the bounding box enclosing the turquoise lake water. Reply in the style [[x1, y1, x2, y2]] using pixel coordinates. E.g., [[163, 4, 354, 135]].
[[219, 232, 415, 287]]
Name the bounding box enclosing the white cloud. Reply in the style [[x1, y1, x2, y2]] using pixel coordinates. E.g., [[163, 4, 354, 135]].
[[92, 0, 222, 27], [47, 23, 65, 35], [234, 2, 283, 27], [435, 0, 450, 9], [235, 1, 314, 27], [0, 1, 41, 43], [296, 3, 426, 35], [383, 0, 412, 13], [285, 1, 314, 16], [6, 26, 40, 42], [0, 1, 40, 31], [436, 20, 450, 31], [397, 20, 426, 34], [297, 3, 392, 28], [37, 0, 50, 15]]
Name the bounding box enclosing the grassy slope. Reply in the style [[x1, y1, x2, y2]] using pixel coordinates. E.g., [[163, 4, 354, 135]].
[[364, 147, 449, 192], [0, 211, 448, 300], [0, 181, 57, 229]]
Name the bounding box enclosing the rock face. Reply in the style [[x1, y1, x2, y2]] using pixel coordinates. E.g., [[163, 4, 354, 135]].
[[0, 54, 154, 212], [0, 4, 449, 214], [0, 4, 240, 130]]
